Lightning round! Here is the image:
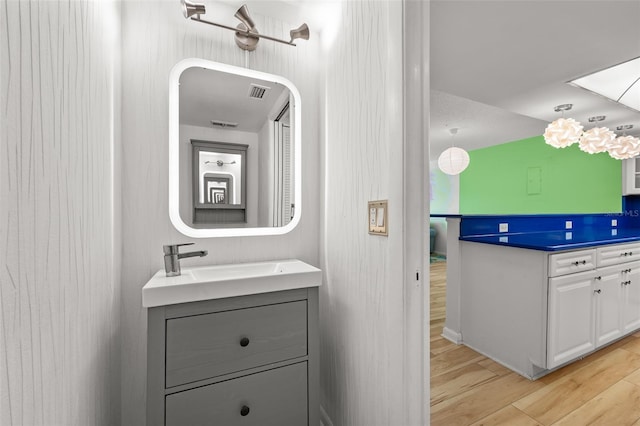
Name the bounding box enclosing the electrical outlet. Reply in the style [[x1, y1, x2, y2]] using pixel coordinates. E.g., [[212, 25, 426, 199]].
[[565, 232, 573, 240], [565, 221, 572, 229], [499, 223, 509, 233], [612, 229, 618, 236]]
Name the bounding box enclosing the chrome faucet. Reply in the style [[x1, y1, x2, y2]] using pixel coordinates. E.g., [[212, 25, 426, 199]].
[[163, 243, 208, 277]]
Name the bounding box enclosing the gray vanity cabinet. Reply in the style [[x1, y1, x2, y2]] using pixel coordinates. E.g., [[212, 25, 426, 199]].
[[147, 287, 319, 426]]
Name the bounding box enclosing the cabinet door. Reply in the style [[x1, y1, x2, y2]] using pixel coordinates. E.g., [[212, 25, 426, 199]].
[[622, 262, 640, 333], [594, 267, 623, 347], [165, 362, 307, 426], [623, 158, 640, 195], [548, 270, 596, 369]]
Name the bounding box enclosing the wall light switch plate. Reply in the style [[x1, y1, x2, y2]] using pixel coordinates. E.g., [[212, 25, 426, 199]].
[[499, 223, 508, 233], [612, 219, 618, 227], [368, 200, 388, 236], [565, 221, 572, 229]]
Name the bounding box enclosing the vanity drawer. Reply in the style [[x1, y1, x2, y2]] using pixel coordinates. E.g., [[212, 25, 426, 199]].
[[165, 301, 307, 388], [165, 362, 308, 426], [548, 249, 596, 277], [597, 243, 640, 267]]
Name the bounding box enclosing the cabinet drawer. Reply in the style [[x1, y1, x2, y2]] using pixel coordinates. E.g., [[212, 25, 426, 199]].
[[166, 301, 307, 388], [165, 362, 308, 426], [597, 243, 640, 267], [549, 249, 596, 277]]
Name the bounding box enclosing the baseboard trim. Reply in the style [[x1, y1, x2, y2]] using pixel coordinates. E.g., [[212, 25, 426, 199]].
[[320, 405, 334, 426], [442, 327, 462, 344]]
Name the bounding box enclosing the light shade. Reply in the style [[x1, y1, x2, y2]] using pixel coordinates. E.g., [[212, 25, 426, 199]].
[[608, 135, 640, 159], [235, 5, 256, 30], [579, 127, 617, 154], [543, 117, 584, 148], [438, 147, 470, 175], [181, 0, 205, 18], [290, 23, 310, 42]]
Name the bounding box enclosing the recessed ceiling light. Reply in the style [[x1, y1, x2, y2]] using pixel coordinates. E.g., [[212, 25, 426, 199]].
[[570, 56, 640, 112]]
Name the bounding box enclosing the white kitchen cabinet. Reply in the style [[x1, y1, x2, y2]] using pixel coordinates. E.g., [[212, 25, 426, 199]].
[[623, 157, 640, 195], [547, 270, 596, 369], [461, 240, 640, 379], [593, 266, 623, 348], [622, 262, 640, 333]]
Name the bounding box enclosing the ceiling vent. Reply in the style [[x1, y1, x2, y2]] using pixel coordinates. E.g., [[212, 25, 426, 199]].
[[210, 119, 238, 128], [248, 83, 270, 99]]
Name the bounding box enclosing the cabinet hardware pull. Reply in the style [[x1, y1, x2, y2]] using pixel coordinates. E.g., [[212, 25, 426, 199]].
[[239, 337, 250, 347], [595, 276, 602, 280], [240, 405, 250, 416], [594, 289, 602, 294]]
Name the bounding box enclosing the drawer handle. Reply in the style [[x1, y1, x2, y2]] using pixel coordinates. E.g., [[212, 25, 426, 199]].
[[594, 289, 602, 294], [240, 405, 250, 417], [594, 276, 602, 281], [573, 260, 587, 266], [239, 337, 250, 347]]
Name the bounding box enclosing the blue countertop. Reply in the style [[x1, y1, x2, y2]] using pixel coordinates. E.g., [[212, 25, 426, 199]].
[[460, 228, 640, 251]]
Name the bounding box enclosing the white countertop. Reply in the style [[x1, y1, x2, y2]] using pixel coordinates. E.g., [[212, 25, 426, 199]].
[[142, 259, 322, 307]]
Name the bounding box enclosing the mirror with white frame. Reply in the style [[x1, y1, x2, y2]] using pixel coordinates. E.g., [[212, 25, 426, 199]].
[[169, 58, 301, 237]]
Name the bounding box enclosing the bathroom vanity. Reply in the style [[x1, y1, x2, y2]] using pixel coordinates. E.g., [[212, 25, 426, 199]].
[[143, 259, 321, 426]]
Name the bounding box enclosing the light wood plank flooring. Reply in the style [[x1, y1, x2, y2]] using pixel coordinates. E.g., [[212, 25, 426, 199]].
[[430, 260, 640, 426]]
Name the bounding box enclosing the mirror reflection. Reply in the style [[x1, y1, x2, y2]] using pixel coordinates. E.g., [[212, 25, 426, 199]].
[[169, 58, 301, 237]]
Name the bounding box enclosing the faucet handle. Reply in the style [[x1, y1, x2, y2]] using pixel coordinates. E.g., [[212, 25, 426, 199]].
[[163, 242, 194, 255]]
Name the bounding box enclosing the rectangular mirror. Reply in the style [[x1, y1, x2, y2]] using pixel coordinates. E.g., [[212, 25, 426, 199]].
[[169, 58, 302, 237]]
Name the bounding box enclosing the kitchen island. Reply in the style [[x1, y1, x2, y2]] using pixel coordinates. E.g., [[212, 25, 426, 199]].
[[436, 213, 640, 379]]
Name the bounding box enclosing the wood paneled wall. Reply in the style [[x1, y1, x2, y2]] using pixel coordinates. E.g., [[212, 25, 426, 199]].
[[0, 1, 121, 425]]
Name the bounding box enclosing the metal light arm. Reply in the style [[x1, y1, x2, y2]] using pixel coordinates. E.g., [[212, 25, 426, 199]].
[[190, 17, 297, 46]]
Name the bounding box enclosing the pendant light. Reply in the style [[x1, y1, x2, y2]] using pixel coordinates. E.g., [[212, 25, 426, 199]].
[[438, 128, 470, 175], [578, 115, 616, 154], [543, 104, 584, 148], [608, 125, 640, 159]]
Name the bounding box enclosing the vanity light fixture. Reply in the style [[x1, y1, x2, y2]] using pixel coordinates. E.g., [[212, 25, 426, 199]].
[[438, 128, 470, 175], [205, 160, 237, 166], [180, 0, 310, 51], [543, 104, 584, 148]]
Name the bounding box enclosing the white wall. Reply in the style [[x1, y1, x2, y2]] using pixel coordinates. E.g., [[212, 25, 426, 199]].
[[320, 1, 414, 424], [0, 1, 122, 425], [120, 2, 321, 425]]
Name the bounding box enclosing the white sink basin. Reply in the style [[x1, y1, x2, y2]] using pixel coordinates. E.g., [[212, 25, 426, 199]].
[[142, 259, 321, 307]]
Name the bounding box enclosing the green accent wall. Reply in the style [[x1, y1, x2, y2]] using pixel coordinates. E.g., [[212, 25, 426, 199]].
[[459, 135, 622, 214]]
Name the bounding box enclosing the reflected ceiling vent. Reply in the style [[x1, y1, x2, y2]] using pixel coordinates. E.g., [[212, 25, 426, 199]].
[[210, 119, 238, 128], [248, 83, 270, 99]]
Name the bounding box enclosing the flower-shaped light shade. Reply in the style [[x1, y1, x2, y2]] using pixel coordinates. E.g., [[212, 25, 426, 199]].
[[578, 127, 617, 154], [438, 147, 470, 175], [544, 118, 584, 148], [608, 135, 640, 160]]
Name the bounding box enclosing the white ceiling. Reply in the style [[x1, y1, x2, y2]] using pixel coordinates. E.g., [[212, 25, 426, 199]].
[[179, 66, 287, 132], [430, 0, 640, 158]]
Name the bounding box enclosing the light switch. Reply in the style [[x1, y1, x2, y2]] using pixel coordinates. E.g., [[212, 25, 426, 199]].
[[612, 219, 618, 227], [565, 221, 572, 229], [499, 223, 509, 233], [368, 200, 388, 236]]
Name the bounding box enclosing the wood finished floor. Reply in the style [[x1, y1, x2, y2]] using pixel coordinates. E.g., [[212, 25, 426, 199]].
[[430, 260, 640, 426]]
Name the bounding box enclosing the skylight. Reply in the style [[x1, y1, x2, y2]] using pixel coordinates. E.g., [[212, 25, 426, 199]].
[[570, 57, 640, 112]]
